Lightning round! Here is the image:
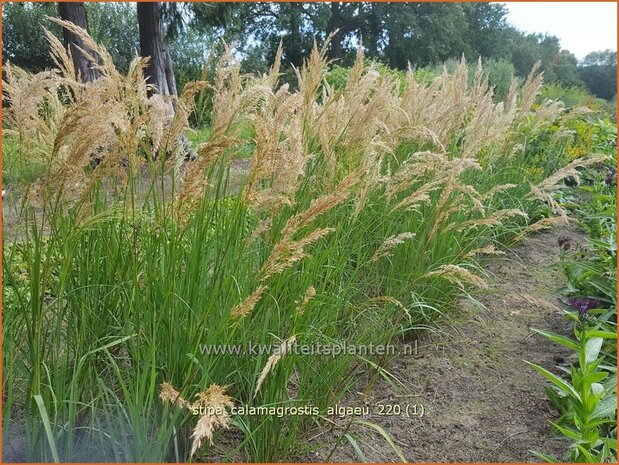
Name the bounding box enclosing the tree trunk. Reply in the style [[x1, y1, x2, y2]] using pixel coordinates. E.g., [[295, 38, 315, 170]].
[[327, 2, 343, 61], [137, 2, 177, 96], [386, 11, 404, 70], [364, 4, 382, 57], [280, 3, 304, 68], [57, 2, 101, 82]]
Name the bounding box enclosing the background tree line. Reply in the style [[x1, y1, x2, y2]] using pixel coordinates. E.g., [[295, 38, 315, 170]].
[[2, 1, 617, 102]]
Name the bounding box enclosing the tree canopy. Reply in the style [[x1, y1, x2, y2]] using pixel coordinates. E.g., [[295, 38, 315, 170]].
[[2, 2, 616, 100]]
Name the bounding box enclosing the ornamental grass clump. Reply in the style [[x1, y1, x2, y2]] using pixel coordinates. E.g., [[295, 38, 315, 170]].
[[2, 22, 608, 462]]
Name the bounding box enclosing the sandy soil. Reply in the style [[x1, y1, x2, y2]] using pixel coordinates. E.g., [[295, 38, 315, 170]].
[[298, 223, 583, 463]]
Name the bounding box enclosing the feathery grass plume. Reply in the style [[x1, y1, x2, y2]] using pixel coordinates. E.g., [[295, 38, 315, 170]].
[[210, 41, 268, 141], [295, 36, 332, 127], [529, 184, 566, 217], [257, 173, 357, 281], [463, 245, 506, 259], [425, 175, 459, 242], [249, 217, 273, 244], [399, 57, 471, 149], [390, 179, 443, 213], [513, 216, 570, 243], [537, 154, 609, 192], [309, 45, 399, 191], [189, 384, 235, 457], [265, 40, 283, 88], [33, 93, 129, 203], [146, 94, 172, 158], [230, 285, 268, 320], [295, 286, 316, 315], [529, 154, 609, 216], [460, 84, 517, 159], [387, 151, 449, 199], [425, 264, 488, 290], [550, 126, 576, 145], [43, 28, 80, 99], [16, 21, 203, 208], [365, 296, 411, 319], [399, 125, 446, 152], [425, 161, 485, 243], [528, 98, 565, 131], [254, 335, 297, 398], [337, 73, 397, 153], [159, 382, 191, 410], [352, 142, 392, 218], [399, 73, 447, 145], [160, 81, 208, 164], [280, 172, 359, 237], [371, 232, 416, 262], [448, 208, 529, 232], [159, 382, 234, 457], [175, 137, 237, 224], [47, 17, 120, 81], [347, 42, 365, 87], [516, 61, 544, 121], [259, 227, 335, 282], [243, 86, 306, 213], [2, 64, 62, 164], [453, 182, 485, 214]]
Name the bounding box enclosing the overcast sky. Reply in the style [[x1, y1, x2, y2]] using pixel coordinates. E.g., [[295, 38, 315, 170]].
[[503, 2, 617, 60]]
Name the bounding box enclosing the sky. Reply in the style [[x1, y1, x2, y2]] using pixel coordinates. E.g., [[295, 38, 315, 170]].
[[503, 2, 617, 60]]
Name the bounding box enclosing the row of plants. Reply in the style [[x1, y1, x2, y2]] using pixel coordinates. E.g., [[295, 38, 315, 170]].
[[529, 121, 617, 463], [1, 22, 612, 462], [189, 56, 613, 131]]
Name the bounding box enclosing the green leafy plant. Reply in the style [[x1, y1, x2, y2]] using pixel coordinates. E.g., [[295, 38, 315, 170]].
[[528, 314, 617, 462]]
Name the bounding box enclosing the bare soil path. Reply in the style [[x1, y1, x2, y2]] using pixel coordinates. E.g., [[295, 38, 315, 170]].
[[303, 224, 583, 463]]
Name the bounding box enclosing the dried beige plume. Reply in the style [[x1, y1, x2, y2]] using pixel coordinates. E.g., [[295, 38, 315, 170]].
[[159, 382, 235, 458], [283, 173, 359, 235], [536, 155, 609, 193], [390, 178, 444, 213], [387, 151, 448, 199], [259, 227, 335, 281], [295, 37, 332, 125], [463, 245, 506, 259], [2, 64, 62, 164], [513, 216, 570, 243], [258, 174, 358, 281], [371, 232, 416, 262], [248, 217, 273, 244], [242, 86, 306, 214], [425, 264, 488, 290], [527, 99, 565, 132], [448, 208, 528, 232], [516, 61, 544, 121], [230, 285, 268, 320], [527, 155, 609, 218], [295, 286, 316, 315], [254, 335, 297, 398], [175, 137, 237, 224], [189, 384, 235, 457], [159, 382, 191, 410], [47, 17, 118, 80], [43, 28, 81, 98]]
